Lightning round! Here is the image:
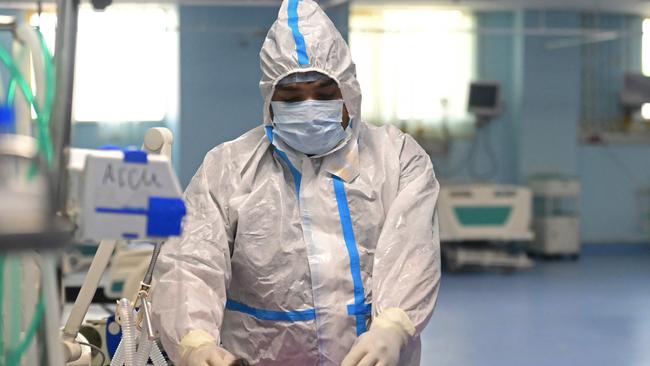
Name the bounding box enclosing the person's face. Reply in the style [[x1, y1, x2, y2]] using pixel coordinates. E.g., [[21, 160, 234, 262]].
[[271, 78, 351, 129]]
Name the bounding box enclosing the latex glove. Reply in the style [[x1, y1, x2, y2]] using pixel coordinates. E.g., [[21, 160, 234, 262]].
[[181, 344, 236, 366], [180, 330, 236, 366], [341, 308, 416, 366]]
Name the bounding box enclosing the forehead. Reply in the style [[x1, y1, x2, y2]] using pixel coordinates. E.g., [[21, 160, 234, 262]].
[[274, 78, 339, 93]]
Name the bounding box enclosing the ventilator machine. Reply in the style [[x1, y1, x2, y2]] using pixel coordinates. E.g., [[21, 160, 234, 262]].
[[0, 2, 188, 365]]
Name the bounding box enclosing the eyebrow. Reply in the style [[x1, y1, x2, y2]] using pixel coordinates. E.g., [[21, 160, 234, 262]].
[[275, 84, 301, 91], [275, 78, 338, 92], [315, 79, 337, 88]]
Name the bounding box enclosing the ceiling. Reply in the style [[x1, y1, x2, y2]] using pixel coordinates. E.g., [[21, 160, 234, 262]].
[[354, 0, 650, 15], [2, 0, 346, 9], [3, 0, 650, 15]]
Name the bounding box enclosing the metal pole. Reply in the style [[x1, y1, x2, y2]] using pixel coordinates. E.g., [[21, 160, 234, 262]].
[[62, 240, 117, 341], [40, 254, 66, 366], [51, 0, 79, 215]]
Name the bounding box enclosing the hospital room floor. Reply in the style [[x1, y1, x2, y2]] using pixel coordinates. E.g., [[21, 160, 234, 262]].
[[420, 244, 650, 366]]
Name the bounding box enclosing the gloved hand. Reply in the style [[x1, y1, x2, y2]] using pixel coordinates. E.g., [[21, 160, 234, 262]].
[[180, 330, 236, 366], [181, 343, 236, 366], [341, 308, 416, 366]]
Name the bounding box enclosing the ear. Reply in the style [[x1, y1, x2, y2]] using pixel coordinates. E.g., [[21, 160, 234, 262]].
[[342, 104, 350, 129]]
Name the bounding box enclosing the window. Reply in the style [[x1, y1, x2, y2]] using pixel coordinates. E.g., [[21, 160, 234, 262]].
[[579, 13, 641, 136], [642, 19, 650, 76], [349, 6, 475, 133], [30, 4, 178, 123], [642, 18, 650, 119]]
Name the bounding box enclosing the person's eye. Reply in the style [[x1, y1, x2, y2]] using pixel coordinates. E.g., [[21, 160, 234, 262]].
[[285, 97, 305, 103], [315, 93, 338, 100]]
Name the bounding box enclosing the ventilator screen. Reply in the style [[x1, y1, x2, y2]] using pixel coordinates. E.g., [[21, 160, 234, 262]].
[[469, 84, 498, 109], [468, 82, 500, 118]]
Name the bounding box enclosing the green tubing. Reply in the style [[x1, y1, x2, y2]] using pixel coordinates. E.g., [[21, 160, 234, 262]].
[[6, 78, 16, 107], [0, 28, 56, 178], [2, 254, 46, 366], [28, 29, 56, 180], [6, 257, 21, 366], [37, 30, 55, 127], [38, 335, 46, 366], [0, 45, 53, 166], [7, 296, 44, 366], [0, 30, 56, 366]]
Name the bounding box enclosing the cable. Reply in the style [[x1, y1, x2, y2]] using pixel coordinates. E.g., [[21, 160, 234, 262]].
[[143, 241, 163, 286], [469, 124, 499, 180], [76, 341, 106, 366], [442, 133, 477, 179], [441, 122, 500, 181]]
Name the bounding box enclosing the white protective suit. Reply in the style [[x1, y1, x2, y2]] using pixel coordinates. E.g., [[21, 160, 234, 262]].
[[151, 0, 441, 365]]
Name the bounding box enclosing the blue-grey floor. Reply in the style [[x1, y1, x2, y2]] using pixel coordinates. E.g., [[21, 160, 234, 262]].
[[420, 245, 650, 366]]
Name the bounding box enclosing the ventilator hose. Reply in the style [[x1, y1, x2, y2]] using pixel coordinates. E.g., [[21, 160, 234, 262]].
[[109, 338, 125, 366], [117, 299, 136, 366], [133, 325, 154, 366], [150, 341, 168, 366]]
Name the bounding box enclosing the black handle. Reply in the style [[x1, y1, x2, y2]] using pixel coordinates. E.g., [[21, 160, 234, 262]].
[[230, 359, 251, 366]]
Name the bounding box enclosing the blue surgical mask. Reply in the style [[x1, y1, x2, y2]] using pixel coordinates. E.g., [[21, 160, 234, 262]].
[[271, 99, 348, 155]]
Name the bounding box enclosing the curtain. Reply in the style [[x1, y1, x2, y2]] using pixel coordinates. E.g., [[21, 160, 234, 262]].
[[349, 7, 475, 135]]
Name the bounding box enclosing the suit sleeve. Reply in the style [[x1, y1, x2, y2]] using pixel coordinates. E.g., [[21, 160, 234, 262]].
[[371, 134, 441, 336], [151, 152, 234, 363]]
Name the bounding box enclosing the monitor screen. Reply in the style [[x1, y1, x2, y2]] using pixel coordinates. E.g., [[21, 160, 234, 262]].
[[469, 84, 498, 109], [621, 73, 650, 108]]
